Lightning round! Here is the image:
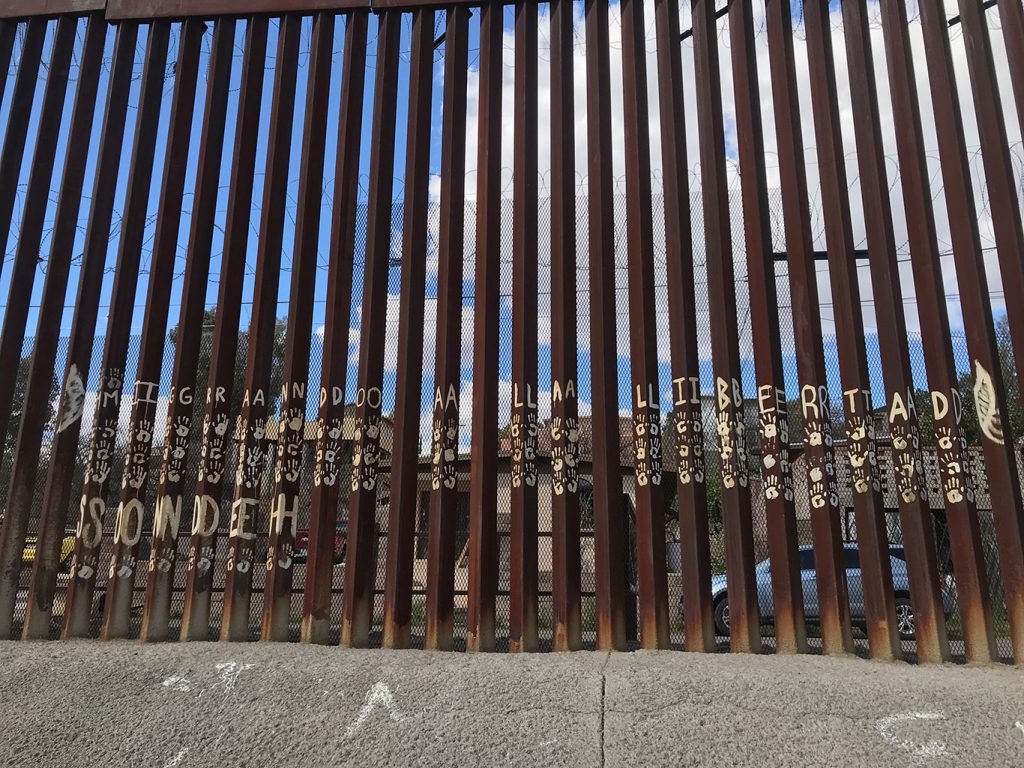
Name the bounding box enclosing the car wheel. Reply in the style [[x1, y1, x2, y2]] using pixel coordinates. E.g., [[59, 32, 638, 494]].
[[713, 595, 730, 636], [894, 596, 915, 640]]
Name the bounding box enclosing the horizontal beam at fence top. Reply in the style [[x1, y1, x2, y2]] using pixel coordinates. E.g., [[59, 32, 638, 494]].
[[105, 0, 367, 20], [0, 0, 104, 18], [104, 0, 481, 21], [0, 0, 486, 20]]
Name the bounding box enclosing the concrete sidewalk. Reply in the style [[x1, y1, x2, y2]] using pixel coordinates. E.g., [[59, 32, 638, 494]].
[[0, 641, 1020, 767]]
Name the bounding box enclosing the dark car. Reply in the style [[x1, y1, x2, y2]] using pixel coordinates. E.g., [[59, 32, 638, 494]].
[[680, 543, 957, 641], [293, 520, 348, 565]]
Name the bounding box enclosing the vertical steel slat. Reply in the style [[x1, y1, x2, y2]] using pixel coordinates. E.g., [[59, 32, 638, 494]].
[[261, 10, 334, 643], [17, 21, 138, 640], [100, 18, 205, 640], [841, 0, 951, 664], [220, 13, 301, 642], [9, 13, 104, 640], [878, 0, 997, 664], [302, 9, 367, 646], [0, 21, 15, 108], [179, 16, 268, 642], [340, 8, 401, 649], [549, 0, 582, 653], [0, 15, 78, 637], [731, 0, 809, 657], [509, 0, 540, 654], [691, 0, 760, 653], [62, 21, 171, 640], [656, 0, 712, 654], [731, 0, 822, 656], [584, 0, 627, 652], [802, 0, 901, 663], [139, 18, 235, 643], [465, 0, 501, 654], [997, 0, 1024, 136], [619, 0, 669, 650], [653, 0, 713, 653], [762, 0, 851, 656], [381, 7, 430, 650], [0, 17, 45, 288], [424, 4, 469, 652], [0, 16, 76, 468], [944, 0, 1024, 662]]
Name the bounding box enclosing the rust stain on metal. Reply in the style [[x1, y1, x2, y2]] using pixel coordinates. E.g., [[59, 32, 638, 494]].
[[0, 0, 1018, 671]]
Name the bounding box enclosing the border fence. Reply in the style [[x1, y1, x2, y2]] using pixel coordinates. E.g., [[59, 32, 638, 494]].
[[0, 0, 1022, 666]]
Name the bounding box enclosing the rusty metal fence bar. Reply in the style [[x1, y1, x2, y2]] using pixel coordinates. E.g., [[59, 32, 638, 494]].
[[692, 0, 760, 654], [466, 0, 501, 654], [342, 7, 400, 648], [585, 0, 627, 652], [141, 16, 235, 643], [549, 0, 582, 653], [425, 4, 469, 652], [9, 13, 106, 641], [305, 9, 367, 646], [221, 13, 300, 642], [731, 0, 815, 657], [263, 10, 334, 642], [510, 0, 540, 653], [102, 17, 205, 641], [654, 0, 714, 654], [801, 0, 902, 663], [380, 7, 427, 650], [63, 20, 171, 640], [877, 0, 996, 664], [954, 0, 1024, 661], [0, 0, 1020, 669], [180, 16, 269, 641], [917, 0, 1024, 666], [842, 0, 950, 664], [18, 19, 137, 641]]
